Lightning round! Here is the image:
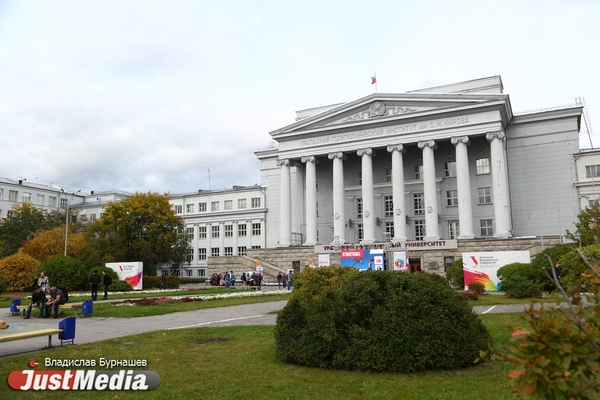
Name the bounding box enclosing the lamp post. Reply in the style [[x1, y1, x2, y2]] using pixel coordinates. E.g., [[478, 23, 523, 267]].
[[62, 189, 81, 257]]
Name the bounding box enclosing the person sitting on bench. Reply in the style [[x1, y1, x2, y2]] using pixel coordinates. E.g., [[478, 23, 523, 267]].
[[24, 285, 47, 319], [45, 284, 67, 319]]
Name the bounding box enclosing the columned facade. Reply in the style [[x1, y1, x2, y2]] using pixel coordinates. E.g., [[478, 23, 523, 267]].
[[277, 158, 292, 246], [328, 152, 346, 244], [486, 131, 512, 238], [451, 136, 474, 239], [357, 148, 376, 244], [302, 155, 318, 245], [418, 140, 440, 240], [387, 144, 407, 241]]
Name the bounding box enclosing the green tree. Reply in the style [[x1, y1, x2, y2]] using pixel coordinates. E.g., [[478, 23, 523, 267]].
[[0, 203, 62, 257], [565, 203, 600, 246], [86, 192, 190, 275], [0, 252, 41, 291], [40, 255, 88, 291]]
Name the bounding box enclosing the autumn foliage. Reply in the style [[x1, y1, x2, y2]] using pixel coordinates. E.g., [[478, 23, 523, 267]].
[[0, 252, 41, 291]]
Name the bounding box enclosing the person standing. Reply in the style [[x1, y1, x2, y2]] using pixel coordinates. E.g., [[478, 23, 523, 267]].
[[38, 271, 49, 294], [160, 274, 167, 290], [90, 270, 101, 301], [230, 271, 236, 287], [287, 270, 293, 290], [102, 270, 113, 300], [277, 272, 283, 289], [45, 284, 67, 318], [24, 285, 47, 319]]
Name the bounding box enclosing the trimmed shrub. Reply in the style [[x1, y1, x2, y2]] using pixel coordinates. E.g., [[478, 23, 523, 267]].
[[467, 282, 486, 295], [557, 245, 600, 291], [499, 277, 543, 298], [40, 256, 88, 291], [445, 257, 464, 289], [143, 275, 180, 289], [0, 252, 41, 291], [531, 243, 576, 291], [275, 267, 492, 373], [110, 280, 133, 292], [497, 262, 544, 298], [0, 276, 10, 294]]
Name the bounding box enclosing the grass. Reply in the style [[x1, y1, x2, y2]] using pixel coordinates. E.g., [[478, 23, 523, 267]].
[[0, 313, 522, 400]]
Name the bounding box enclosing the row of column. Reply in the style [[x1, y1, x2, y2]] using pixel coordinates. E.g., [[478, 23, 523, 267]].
[[278, 131, 511, 246]]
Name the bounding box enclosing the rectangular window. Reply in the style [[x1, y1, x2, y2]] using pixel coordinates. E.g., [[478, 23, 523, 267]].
[[252, 223, 261, 236], [211, 201, 219, 211], [413, 193, 424, 214], [211, 225, 220, 238], [186, 227, 194, 240], [446, 190, 458, 206], [198, 269, 206, 277], [358, 223, 364, 241], [224, 225, 233, 237], [238, 246, 247, 256], [90, 213, 97, 221], [186, 270, 193, 277], [186, 204, 194, 213], [174, 205, 183, 214], [224, 200, 233, 210], [7, 210, 14, 218], [9, 190, 18, 202], [251, 245, 261, 249], [186, 248, 194, 262], [198, 226, 207, 239], [385, 222, 394, 238], [415, 165, 423, 180], [478, 187, 492, 204], [199, 202, 207, 212], [476, 158, 490, 174], [586, 165, 600, 178], [238, 198, 247, 209], [198, 248, 207, 260], [251, 197, 261, 208], [415, 220, 426, 240], [49, 196, 57, 208], [211, 248, 220, 257], [480, 219, 493, 236], [449, 221, 460, 240], [22, 192, 31, 203], [36, 194, 45, 206], [445, 162, 457, 177], [60, 198, 68, 209], [238, 223, 247, 236], [386, 168, 392, 183], [224, 247, 233, 256], [357, 198, 363, 218], [384, 195, 393, 217]]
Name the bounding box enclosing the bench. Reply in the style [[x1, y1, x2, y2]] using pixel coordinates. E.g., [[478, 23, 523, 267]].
[[0, 316, 76, 347], [14, 302, 86, 317]]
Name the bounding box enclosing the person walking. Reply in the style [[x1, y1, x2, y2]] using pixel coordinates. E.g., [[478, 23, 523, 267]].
[[45, 283, 67, 318], [38, 271, 49, 294], [102, 270, 113, 300], [90, 270, 101, 301], [24, 285, 47, 319]]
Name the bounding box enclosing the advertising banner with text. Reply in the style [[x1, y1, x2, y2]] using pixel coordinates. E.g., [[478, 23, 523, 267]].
[[105, 262, 144, 290], [462, 251, 531, 291]]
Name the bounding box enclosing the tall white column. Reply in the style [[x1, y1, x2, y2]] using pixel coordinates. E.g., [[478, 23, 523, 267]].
[[486, 131, 512, 238], [277, 159, 292, 246], [328, 152, 346, 244], [232, 220, 238, 255], [219, 222, 225, 256], [357, 148, 375, 244], [387, 145, 407, 241], [418, 140, 440, 240], [302, 156, 318, 245], [451, 136, 475, 239]]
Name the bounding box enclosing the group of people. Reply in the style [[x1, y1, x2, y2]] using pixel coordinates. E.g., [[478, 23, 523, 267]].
[[241, 271, 263, 288], [209, 271, 237, 287], [276, 271, 293, 290], [89, 270, 112, 301], [24, 271, 67, 319]]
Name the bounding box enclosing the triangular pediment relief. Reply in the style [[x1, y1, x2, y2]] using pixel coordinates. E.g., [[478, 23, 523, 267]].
[[323, 102, 449, 126]]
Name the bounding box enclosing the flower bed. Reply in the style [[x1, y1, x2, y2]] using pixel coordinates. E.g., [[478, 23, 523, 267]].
[[109, 289, 289, 307]]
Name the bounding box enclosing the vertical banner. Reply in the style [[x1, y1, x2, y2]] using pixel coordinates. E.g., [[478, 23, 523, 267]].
[[318, 254, 330, 267], [393, 251, 408, 271], [255, 257, 263, 274], [105, 262, 143, 290], [462, 251, 531, 291], [308, 256, 316, 268]]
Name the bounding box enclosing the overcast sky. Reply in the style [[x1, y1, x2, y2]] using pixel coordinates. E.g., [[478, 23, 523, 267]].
[[1, 0, 599, 195]]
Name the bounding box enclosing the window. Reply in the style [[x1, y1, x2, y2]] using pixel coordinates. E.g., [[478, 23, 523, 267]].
[[211, 225, 220, 238], [186, 227, 194, 240], [211, 248, 220, 257], [7, 210, 14, 218], [415, 165, 423, 180], [238, 223, 247, 236], [224, 247, 233, 256], [224, 200, 232, 210], [22, 192, 31, 203], [415, 220, 426, 240], [252, 223, 261, 235], [198, 248, 207, 260], [174, 205, 183, 214], [357, 198, 363, 218], [478, 187, 492, 204], [384, 195, 393, 217], [586, 165, 600, 178], [589, 199, 600, 208], [90, 213, 97, 221], [445, 162, 457, 177], [446, 190, 458, 206], [359, 172, 362, 185], [238, 198, 247, 209], [199, 202, 207, 212], [198, 269, 206, 277], [186, 248, 194, 262], [413, 193, 424, 214], [185, 270, 193, 277], [449, 221, 460, 240], [385, 222, 394, 238], [60, 198, 68, 209], [36, 194, 44, 206], [49, 196, 57, 207], [211, 201, 219, 211], [480, 219, 493, 236], [9, 190, 17, 202], [198, 226, 207, 239], [251, 245, 261, 249], [238, 246, 247, 256], [251, 197, 261, 208], [386, 168, 392, 183], [358, 224, 364, 241], [224, 225, 233, 237], [186, 204, 194, 213], [476, 158, 490, 174]]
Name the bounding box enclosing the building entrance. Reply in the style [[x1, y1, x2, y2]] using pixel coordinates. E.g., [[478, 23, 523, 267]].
[[408, 258, 421, 273]]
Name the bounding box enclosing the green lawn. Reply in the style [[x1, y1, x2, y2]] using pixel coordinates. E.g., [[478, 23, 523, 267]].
[[0, 313, 521, 400]]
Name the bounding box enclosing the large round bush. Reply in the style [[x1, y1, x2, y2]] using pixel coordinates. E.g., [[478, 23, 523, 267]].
[[0, 252, 40, 291], [40, 255, 88, 290], [274, 267, 492, 373]]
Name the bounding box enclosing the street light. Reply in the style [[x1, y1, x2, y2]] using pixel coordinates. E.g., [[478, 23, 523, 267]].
[[62, 189, 81, 256]]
